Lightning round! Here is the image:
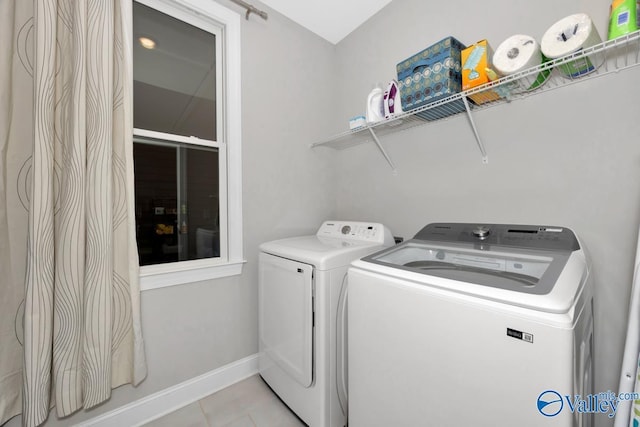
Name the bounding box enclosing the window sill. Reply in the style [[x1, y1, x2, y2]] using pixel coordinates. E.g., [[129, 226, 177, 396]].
[[139, 259, 246, 291]]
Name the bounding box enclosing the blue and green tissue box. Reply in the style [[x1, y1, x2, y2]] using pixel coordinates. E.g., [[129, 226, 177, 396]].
[[396, 36, 466, 121]]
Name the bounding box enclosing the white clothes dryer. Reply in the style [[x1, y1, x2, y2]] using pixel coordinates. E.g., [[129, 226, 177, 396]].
[[259, 220, 394, 427], [348, 223, 594, 427]]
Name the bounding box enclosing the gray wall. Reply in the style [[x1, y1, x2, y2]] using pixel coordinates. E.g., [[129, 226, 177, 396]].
[[331, 1, 639, 425]]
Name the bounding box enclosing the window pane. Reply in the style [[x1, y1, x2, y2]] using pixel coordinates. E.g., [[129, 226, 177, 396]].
[[133, 3, 217, 140], [134, 141, 220, 266]]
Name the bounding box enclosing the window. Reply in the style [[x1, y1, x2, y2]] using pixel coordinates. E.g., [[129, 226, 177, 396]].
[[133, 0, 243, 289]]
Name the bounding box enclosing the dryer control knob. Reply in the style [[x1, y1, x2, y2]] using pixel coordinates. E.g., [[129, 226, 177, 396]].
[[472, 226, 491, 240], [341, 225, 351, 235]]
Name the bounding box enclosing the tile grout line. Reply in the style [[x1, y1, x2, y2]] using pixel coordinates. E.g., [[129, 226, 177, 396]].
[[197, 398, 212, 427], [247, 412, 258, 427]]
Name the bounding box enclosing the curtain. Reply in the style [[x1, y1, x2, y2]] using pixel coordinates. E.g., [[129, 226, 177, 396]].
[[1, 1, 147, 426], [1, 1, 37, 424]]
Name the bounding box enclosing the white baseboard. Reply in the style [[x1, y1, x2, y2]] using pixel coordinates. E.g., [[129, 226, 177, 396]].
[[78, 354, 259, 427]]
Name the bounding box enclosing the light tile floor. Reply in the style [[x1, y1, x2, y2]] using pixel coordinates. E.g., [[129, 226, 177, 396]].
[[143, 375, 306, 427]]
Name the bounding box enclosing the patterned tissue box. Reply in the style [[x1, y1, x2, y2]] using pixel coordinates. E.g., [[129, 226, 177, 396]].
[[396, 36, 466, 121]]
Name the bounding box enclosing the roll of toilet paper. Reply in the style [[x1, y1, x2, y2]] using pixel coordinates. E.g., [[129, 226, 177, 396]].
[[493, 34, 551, 91], [541, 13, 603, 78]]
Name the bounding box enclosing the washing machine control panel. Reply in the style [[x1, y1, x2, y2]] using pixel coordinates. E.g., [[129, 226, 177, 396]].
[[317, 221, 390, 244], [414, 223, 580, 252]]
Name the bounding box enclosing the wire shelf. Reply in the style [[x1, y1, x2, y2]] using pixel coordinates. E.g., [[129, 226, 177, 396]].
[[311, 30, 640, 153]]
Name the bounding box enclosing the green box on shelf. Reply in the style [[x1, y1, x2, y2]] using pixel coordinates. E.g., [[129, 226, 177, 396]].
[[396, 36, 466, 120]]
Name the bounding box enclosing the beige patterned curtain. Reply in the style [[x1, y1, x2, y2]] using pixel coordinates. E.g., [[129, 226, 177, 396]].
[[1, 1, 147, 426], [0, 0, 27, 424]]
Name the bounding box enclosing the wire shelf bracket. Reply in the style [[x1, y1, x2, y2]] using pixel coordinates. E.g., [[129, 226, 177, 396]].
[[368, 127, 397, 174], [462, 96, 489, 164]]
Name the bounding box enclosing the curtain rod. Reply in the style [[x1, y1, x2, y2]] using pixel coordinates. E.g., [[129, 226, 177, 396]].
[[229, 0, 268, 20]]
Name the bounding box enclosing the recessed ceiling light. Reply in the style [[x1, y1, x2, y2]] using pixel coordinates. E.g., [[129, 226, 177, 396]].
[[139, 36, 156, 49]]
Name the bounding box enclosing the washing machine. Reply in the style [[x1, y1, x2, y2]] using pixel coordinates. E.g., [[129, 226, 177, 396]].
[[259, 220, 394, 427], [348, 223, 594, 427]]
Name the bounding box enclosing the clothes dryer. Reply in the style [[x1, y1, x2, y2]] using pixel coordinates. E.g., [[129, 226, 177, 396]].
[[259, 220, 394, 427]]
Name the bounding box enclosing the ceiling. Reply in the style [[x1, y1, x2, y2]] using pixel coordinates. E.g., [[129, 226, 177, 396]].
[[259, 0, 393, 44]]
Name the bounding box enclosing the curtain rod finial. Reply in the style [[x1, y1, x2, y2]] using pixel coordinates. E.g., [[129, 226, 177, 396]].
[[230, 0, 268, 21]]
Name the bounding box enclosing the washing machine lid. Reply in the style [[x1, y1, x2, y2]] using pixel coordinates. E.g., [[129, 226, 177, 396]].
[[360, 223, 581, 296]]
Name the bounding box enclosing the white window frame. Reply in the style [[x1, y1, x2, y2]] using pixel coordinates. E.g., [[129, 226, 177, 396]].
[[133, 0, 244, 290]]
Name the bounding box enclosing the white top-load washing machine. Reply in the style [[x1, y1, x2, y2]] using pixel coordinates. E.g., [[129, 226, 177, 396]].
[[259, 220, 394, 427], [348, 223, 594, 427]]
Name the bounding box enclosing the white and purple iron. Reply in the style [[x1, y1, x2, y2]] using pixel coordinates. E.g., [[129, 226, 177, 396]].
[[383, 80, 403, 118]]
